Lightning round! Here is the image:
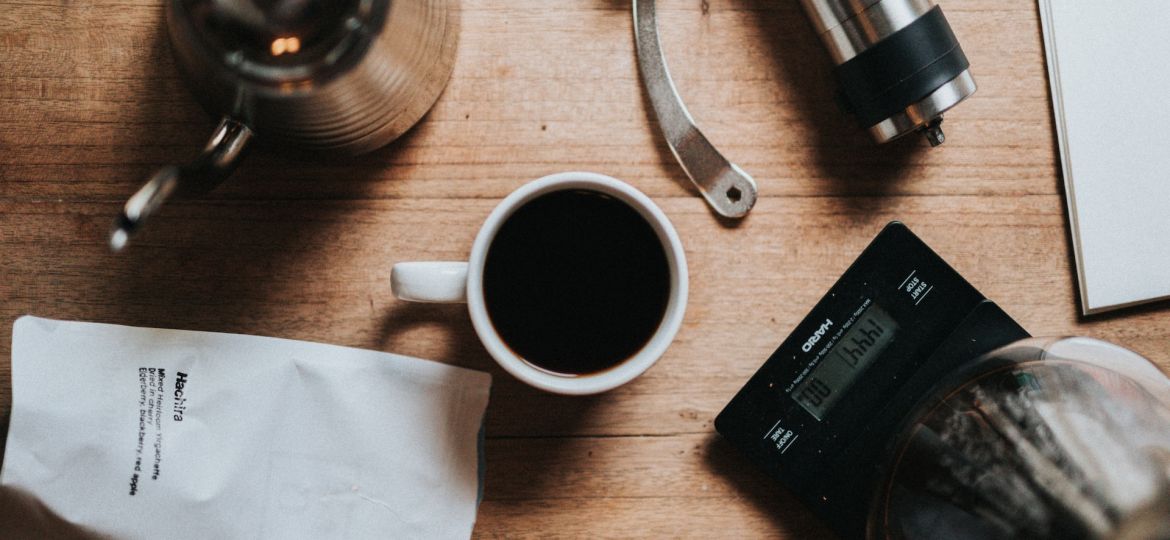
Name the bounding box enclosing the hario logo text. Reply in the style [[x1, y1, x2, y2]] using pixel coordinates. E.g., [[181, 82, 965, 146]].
[[801, 319, 833, 353]]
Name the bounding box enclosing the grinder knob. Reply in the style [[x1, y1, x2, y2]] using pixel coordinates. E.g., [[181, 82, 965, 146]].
[[800, 0, 976, 145]]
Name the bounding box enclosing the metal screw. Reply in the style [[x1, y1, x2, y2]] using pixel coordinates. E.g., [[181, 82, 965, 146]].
[[922, 119, 946, 147]]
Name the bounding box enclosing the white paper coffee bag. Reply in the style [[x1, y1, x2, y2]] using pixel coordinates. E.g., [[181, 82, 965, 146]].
[[2, 316, 490, 539]]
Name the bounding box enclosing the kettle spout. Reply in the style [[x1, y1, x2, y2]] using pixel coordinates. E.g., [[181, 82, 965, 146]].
[[111, 167, 182, 252], [110, 118, 252, 251]]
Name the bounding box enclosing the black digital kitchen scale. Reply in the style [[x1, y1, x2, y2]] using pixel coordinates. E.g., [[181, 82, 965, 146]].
[[715, 222, 1030, 540]]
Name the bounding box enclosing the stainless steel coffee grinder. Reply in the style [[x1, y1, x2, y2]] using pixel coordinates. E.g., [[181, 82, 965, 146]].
[[799, 0, 977, 145]]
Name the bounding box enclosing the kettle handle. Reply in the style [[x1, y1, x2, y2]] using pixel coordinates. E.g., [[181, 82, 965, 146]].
[[110, 117, 253, 251]]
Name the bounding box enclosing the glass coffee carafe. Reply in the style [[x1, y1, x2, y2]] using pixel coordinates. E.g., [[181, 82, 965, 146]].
[[872, 337, 1170, 540]]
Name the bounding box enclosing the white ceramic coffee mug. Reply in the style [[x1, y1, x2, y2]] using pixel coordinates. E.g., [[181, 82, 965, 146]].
[[391, 172, 688, 395]]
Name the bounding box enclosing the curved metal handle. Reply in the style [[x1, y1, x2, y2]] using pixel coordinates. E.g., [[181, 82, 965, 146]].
[[110, 117, 253, 251], [632, 0, 758, 218]]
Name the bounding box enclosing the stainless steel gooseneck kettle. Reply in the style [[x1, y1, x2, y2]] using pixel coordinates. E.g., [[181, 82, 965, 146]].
[[112, 0, 459, 250]]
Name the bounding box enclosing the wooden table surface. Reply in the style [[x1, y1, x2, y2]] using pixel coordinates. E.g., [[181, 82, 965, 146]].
[[2, 0, 1168, 537]]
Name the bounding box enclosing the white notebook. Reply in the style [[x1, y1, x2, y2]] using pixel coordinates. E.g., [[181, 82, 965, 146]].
[[1039, 1, 1170, 314]]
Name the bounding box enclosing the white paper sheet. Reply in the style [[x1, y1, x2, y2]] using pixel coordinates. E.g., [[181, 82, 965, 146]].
[[2, 316, 491, 539], [1039, 0, 1170, 314]]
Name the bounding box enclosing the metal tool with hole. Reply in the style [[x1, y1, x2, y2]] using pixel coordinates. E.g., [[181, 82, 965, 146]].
[[632, 0, 758, 219]]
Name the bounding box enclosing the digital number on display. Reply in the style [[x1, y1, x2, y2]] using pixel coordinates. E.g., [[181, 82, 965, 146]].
[[792, 304, 897, 421]]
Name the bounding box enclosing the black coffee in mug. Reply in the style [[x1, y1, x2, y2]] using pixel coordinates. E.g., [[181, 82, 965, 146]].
[[483, 189, 671, 376]]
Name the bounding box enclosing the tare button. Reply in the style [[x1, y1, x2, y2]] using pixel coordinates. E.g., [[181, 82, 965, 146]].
[[763, 420, 800, 454]]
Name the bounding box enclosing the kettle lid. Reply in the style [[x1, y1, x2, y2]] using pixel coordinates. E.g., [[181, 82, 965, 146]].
[[171, 0, 383, 81]]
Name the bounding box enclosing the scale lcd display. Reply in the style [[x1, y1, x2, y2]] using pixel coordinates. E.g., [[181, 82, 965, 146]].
[[793, 304, 897, 420]]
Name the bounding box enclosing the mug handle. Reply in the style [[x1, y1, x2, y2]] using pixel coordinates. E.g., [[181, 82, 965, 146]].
[[391, 262, 470, 303]]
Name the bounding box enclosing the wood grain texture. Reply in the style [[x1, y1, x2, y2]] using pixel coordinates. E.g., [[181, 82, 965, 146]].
[[0, 0, 1167, 538]]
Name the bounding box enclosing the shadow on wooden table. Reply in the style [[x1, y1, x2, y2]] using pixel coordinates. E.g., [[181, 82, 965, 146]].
[[98, 145, 424, 342], [378, 303, 610, 508], [703, 434, 837, 539], [374, 299, 606, 433], [375, 303, 614, 502], [376, 301, 491, 371], [737, 0, 925, 195]]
